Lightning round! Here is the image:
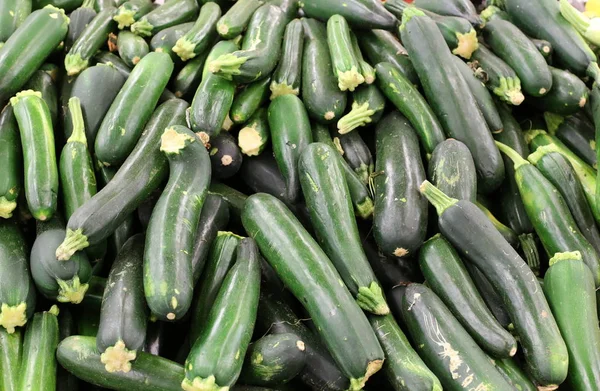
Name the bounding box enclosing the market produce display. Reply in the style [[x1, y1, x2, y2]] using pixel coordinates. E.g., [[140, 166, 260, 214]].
[[3, 0, 600, 390]]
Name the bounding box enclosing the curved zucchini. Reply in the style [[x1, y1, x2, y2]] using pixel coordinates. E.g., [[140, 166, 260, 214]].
[[470, 45, 524, 105], [242, 193, 384, 390], [238, 108, 269, 157], [209, 132, 243, 179], [546, 112, 596, 168], [130, 0, 198, 37], [0, 0, 31, 43], [144, 126, 210, 322], [299, 143, 388, 314], [420, 180, 568, 387], [95, 51, 174, 167], [113, 0, 154, 30], [270, 18, 304, 99], [543, 251, 600, 391], [337, 84, 386, 135], [117, 30, 149, 67], [0, 106, 21, 219], [529, 67, 588, 115], [332, 129, 373, 185], [0, 326, 22, 391], [412, 0, 481, 25], [298, 0, 395, 30], [428, 139, 477, 202], [231, 77, 271, 125], [239, 333, 306, 387], [374, 112, 428, 259], [182, 238, 260, 391], [173, 2, 220, 61], [217, 0, 262, 39], [301, 18, 347, 124], [10, 90, 58, 221], [327, 14, 364, 91], [420, 234, 517, 358]]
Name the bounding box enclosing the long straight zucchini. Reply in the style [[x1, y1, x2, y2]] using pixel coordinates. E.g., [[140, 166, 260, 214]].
[[270, 18, 304, 99], [231, 77, 271, 125], [130, 0, 198, 37], [117, 30, 149, 67], [216, 0, 262, 39], [299, 0, 395, 30], [327, 15, 365, 92], [24, 69, 58, 128], [0, 326, 22, 391], [546, 112, 596, 168], [529, 66, 588, 115], [172, 2, 220, 61], [242, 193, 384, 390], [0, 106, 21, 219]]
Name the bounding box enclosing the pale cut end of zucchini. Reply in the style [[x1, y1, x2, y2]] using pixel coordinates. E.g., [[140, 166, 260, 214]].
[[493, 77, 524, 106], [56, 228, 90, 261], [337, 102, 375, 135], [222, 114, 234, 131], [208, 53, 247, 79], [48, 305, 60, 316], [196, 132, 211, 148], [0, 197, 17, 219], [57, 276, 89, 304], [349, 359, 384, 391], [181, 375, 230, 391], [44, 5, 70, 26], [523, 129, 547, 145], [452, 30, 479, 60], [324, 111, 335, 121], [130, 18, 153, 37], [357, 281, 390, 315], [296, 340, 305, 351], [419, 180, 459, 216], [269, 82, 299, 100], [580, 96, 587, 107], [100, 340, 137, 373], [217, 21, 229, 37], [480, 6, 502, 23], [560, 0, 591, 36], [399, 6, 426, 31], [0, 303, 27, 334], [549, 251, 583, 267], [9, 89, 42, 106], [356, 197, 374, 220], [160, 127, 196, 154], [64, 53, 89, 76], [336, 67, 365, 92], [238, 125, 265, 156], [113, 9, 136, 30], [496, 141, 530, 170], [537, 385, 559, 391], [173, 37, 198, 62]]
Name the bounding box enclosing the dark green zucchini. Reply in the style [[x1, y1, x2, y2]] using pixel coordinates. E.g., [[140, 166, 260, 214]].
[[242, 193, 384, 390], [24, 69, 58, 128], [326, 14, 365, 92], [183, 238, 260, 391], [172, 2, 220, 61], [590, 84, 600, 226], [148, 22, 193, 63], [332, 128, 373, 185], [208, 183, 248, 225], [428, 139, 477, 202], [470, 45, 524, 105], [144, 126, 210, 322], [546, 112, 596, 168], [373, 111, 428, 259], [530, 37, 553, 60], [238, 108, 269, 156], [0, 106, 21, 219], [0, 0, 31, 43], [131, 0, 198, 37], [239, 333, 306, 387], [97, 234, 147, 373], [349, 30, 375, 85], [217, 0, 262, 39], [56, 306, 79, 391], [270, 18, 304, 99], [240, 154, 290, 205], [301, 18, 348, 124], [231, 77, 271, 125], [492, 358, 537, 391], [171, 52, 209, 99], [412, 0, 481, 25], [476, 198, 519, 248], [0, 326, 22, 391], [529, 67, 588, 115], [462, 263, 512, 328], [299, 0, 395, 30], [113, 0, 154, 29], [358, 30, 418, 85], [34, 0, 82, 11], [117, 30, 148, 67], [209, 132, 243, 179], [337, 84, 386, 135], [265, 0, 296, 21], [93, 50, 131, 76]]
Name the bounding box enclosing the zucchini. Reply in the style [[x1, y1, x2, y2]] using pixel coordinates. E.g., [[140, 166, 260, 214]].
[[130, 0, 198, 37], [267, 94, 313, 204], [420, 234, 517, 358], [332, 128, 373, 185], [529, 67, 588, 115], [65, 7, 116, 76], [270, 18, 304, 99], [33, 0, 82, 11], [400, 9, 505, 192], [24, 69, 58, 129], [149, 22, 193, 63], [240, 154, 290, 205], [530, 37, 553, 60], [0, 0, 31, 43], [546, 112, 596, 168], [217, 0, 262, 39], [420, 180, 568, 387], [97, 234, 147, 373], [349, 31, 375, 85], [492, 358, 537, 391], [543, 251, 600, 391], [113, 0, 154, 29], [337, 84, 386, 135], [298, 142, 388, 314], [173, 2, 220, 61], [301, 18, 347, 124], [231, 77, 271, 125], [242, 193, 384, 390], [95, 51, 174, 167], [58, 335, 185, 391], [462, 263, 512, 329], [209, 132, 243, 179], [171, 52, 209, 99], [470, 45, 524, 105], [18, 306, 60, 391], [56, 99, 188, 261], [10, 90, 58, 221], [117, 30, 149, 67], [208, 4, 285, 83], [238, 107, 269, 157], [0, 106, 21, 219], [144, 125, 210, 321], [400, 284, 513, 390], [411, 0, 481, 26], [0, 6, 68, 104], [56, 306, 78, 391], [483, 18, 553, 97], [476, 199, 519, 247], [375, 62, 445, 157], [299, 0, 395, 30], [239, 333, 306, 387], [208, 183, 247, 225], [428, 139, 477, 202], [183, 238, 260, 391], [327, 14, 365, 91], [0, 326, 22, 391], [93, 50, 131, 77], [373, 111, 428, 258]]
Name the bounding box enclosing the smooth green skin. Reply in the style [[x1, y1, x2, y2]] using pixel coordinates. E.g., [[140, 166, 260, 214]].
[[171, 51, 209, 99], [401, 284, 512, 391], [493, 358, 537, 391], [429, 194, 568, 387], [429, 139, 477, 202], [18, 309, 59, 391], [333, 129, 373, 185], [242, 193, 385, 385], [208, 183, 248, 226], [483, 19, 552, 97], [30, 229, 92, 301], [65, 1, 95, 50], [368, 313, 441, 391], [97, 234, 147, 355], [298, 143, 385, 314], [592, 85, 600, 231], [117, 30, 148, 67], [131, 0, 198, 37], [94, 51, 131, 77], [435, 15, 478, 58], [56, 307, 78, 391], [494, 102, 529, 157], [0, 6, 67, 107], [530, 67, 588, 116], [174, 2, 220, 61], [0, 327, 21, 391], [301, 18, 347, 124], [504, 0, 598, 78], [327, 14, 363, 91], [532, 152, 600, 270], [544, 255, 600, 390], [239, 333, 306, 386], [24, 70, 57, 129], [470, 45, 523, 104], [477, 197, 519, 247], [148, 22, 193, 63], [374, 112, 428, 259], [413, 0, 481, 25], [552, 112, 596, 168], [299, 0, 395, 30], [231, 77, 271, 124], [0, 0, 31, 42], [58, 335, 184, 391], [452, 56, 503, 133], [65, 99, 188, 249], [144, 126, 210, 322], [312, 123, 374, 220], [463, 262, 512, 329], [65, 7, 117, 76], [402, 14, 505, 193], [217, 0, 262, 39], [358, 30, 419, 85], [270, 18, 304, 98], [375, 62, 444, 157], [184, 238, 260, 389], [11, 92, 58, 221], [0, 106, 21, 210], [114, 0, 154, 29], [33, 0, 82, 12], [190, 232, 240, 343], [419, 235, 517, 358], [240, 154, 291, 205], [268, 95, 312, 204]]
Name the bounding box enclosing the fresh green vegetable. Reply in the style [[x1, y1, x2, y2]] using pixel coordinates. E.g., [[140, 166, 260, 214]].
[[209, 132, 243, 179], [113, 0, 154, 29], [270, 18, 304, 99], [24, 69, 57, 129], [0, 326, 22, 391], [299, 0, 396, 30], [327, 14, 365, 91], [349, 30, 375, 84], [130, 0, 198, 37], [117, 30, 149, 67], [469, 45, 524, 105], [149, 22, 193, 62], [476, 198, 519, 247], [173, 2, 220, 61], [216, 0, 262, 39], [0, 0, 31, 43], [546, 112, 596, 169], [428, 139, 477, 202], [231, 77, 270, 125], [0, 106, 21, 219], [171, 52, 209, 99], [492, 358, 537, 391], [337, 84, 386, 135], [332, 128, 373, 185], [530, 67, 588, 115], [238, 108, 269, 157], [411, 0, 482, 25]]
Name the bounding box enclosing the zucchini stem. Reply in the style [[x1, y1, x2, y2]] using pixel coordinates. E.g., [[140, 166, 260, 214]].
[[0, 197, 17, 219], [0, 303, 27, 334], [399, 7, 426, 31], [356, 281, 390, 315], [113, 9, 136, 30], [518, 234, 540, 276], [349, 359, 384, 391], [543, 112, 565, 136], [523, 129, 547, 145], [181, 375, 228, 391], [527, 144, 556, 165], [208, 53, 247, 79], [173, 37, 197, 61], [82, 0, 95, 8], [100, 340, 137, 373], [64, 53, 89, 76], [336, 67, 365, 92], [419, 180, 459, 216], [548, 251, 582, 267], [356, 197, 374, 220], [130, 18, 153, 37], [337, 102, 375, 135], [480, 6, 503, 23], [493, 77, 524, 106], [453, 30, 479, 59], [67, 97, 87, 145], [56, 276, 89, 304], [495, 141, 530, 170], [269, 82, 299, 100], [56, 228, 90, 261]]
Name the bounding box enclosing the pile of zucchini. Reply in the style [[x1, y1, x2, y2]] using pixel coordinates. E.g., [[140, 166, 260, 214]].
[[2, 0, 600, 390]]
